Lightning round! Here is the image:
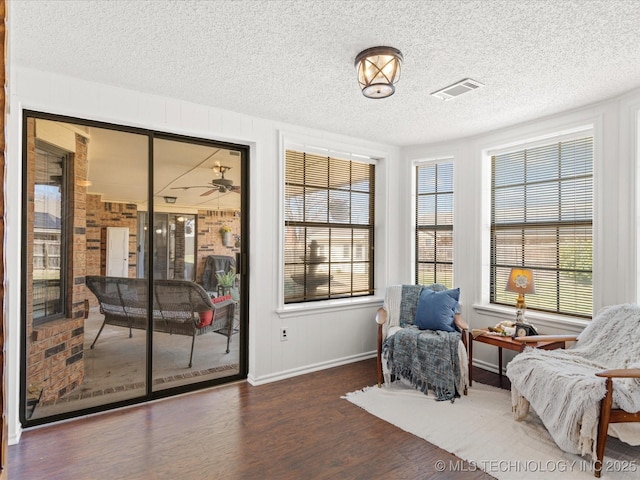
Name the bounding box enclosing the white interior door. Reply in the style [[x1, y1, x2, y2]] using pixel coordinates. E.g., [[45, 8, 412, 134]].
[[107, 227, 129, 277]]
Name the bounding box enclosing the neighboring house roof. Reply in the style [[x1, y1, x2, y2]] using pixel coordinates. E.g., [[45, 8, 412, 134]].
[[34, 211, 61, 230]]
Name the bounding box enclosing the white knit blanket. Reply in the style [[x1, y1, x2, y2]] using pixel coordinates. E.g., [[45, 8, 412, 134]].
[[506, 304, 640, 459]]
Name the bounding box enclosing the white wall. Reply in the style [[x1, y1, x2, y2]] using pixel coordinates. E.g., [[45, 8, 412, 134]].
[[404, 89, 640, 372], [6, 66, 402, 444]]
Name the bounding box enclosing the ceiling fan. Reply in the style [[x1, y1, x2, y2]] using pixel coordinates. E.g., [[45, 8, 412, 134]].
[[171, 165, 240, 196]]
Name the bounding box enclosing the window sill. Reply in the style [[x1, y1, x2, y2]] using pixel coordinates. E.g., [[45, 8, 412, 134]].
[[277, 296, 383, 319], [472, 303, 590, 334]]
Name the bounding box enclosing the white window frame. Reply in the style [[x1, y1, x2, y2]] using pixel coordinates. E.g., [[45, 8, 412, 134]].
[[475, 122, 599, 331], [412, 156, 455, 287], [277, 132, 386, 316]]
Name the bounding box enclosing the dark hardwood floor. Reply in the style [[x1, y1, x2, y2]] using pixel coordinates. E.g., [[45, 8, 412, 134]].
[[10, 359, 508, 479]]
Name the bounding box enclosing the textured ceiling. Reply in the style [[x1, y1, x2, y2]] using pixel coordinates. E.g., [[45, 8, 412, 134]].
[[10, 0, 640, 147]]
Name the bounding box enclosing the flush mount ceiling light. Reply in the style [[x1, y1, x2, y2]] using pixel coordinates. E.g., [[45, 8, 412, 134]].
[[164, 196, 177, 204], [354, 46, 403, 99]]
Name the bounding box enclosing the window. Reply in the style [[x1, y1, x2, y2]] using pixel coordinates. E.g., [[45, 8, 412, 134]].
[[415, 162, 454, 288], [284, 149, 375, 303], [490, 136, 593, 317], [33, 144, 68, 322]]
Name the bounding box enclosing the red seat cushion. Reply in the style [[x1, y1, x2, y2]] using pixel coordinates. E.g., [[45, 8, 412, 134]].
[[197, 295, 232, 327], [197, 310, 213, 328], [212, 294, 232, 304]]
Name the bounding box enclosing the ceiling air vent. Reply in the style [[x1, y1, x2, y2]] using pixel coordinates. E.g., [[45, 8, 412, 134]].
[[431, 78, 484, 101]]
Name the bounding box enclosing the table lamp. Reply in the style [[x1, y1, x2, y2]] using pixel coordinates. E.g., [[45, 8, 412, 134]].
[[505, 268, 535, 322]]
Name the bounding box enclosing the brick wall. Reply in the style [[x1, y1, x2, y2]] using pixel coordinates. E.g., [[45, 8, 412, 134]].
[[26, 123, 87, 402], [195, 210, 240, 281], [85, 203, 236, 287], [174, 219, 185, 279], [86, 195, 138, 302], [28, 319, 85, 401]]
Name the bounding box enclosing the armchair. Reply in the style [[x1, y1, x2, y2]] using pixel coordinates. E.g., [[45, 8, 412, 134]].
[[506, 304, 640, 477], [376, 284, 469, 401]]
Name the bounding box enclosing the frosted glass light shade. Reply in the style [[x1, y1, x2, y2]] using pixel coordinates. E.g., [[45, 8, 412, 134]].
[[355, 46, 403, 99]]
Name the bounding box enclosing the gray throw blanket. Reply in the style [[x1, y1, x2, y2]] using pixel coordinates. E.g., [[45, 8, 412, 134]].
[[385, 284, 462, 401], [384, 326, 461, 401], [399, 284, 423, 327]]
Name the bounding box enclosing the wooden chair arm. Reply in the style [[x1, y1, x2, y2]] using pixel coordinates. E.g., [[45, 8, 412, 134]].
[[454, 314, 468, 351], [375, 307, 388, 325], [376, 321, 384, 387], [514, 334, 579, 343], [593, 368, 640, 477], [595, 368, 640, 378], [454, 314, 468, 332]]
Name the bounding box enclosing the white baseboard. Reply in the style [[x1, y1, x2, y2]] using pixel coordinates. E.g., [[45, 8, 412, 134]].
[[471, 358, 501, 375], [9, 429, 22, 446], [247, 351, 376, 386]]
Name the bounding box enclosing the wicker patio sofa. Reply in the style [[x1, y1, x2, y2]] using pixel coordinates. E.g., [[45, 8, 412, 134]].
[[85, 275, 236, 367]]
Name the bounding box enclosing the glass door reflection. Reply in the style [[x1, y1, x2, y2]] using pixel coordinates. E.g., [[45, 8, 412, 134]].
[[139, 212, 197, 281], [151, 137, 242, 392], [21, 112, 247, 426], [23, 116, 149, 421]]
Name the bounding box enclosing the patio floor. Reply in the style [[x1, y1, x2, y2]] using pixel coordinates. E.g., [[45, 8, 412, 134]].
[[29, 307, 240, 420]]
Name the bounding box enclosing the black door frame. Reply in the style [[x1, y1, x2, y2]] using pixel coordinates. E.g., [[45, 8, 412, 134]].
[[20, 109, 249, 427]]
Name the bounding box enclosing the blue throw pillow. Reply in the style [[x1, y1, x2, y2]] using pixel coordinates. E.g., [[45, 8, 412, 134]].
[[423, 283, 461, 314], [414, 287, 460, 332]]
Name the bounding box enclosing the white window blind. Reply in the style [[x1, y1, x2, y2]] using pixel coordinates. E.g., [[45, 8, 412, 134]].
[[415, 162, 454, 287], [490, 136, 593, 317], [284, 150, 375, 303]]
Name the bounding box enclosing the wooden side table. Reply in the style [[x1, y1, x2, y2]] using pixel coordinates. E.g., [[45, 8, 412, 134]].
[[468, 331, 567, 386]]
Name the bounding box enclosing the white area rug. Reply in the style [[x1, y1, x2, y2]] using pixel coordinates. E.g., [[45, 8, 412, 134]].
[[344, 382, 639, 479]]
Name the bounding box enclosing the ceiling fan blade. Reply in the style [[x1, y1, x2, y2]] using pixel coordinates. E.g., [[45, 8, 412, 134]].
[[231, 186, 241, 194], [171, 185, 212, 190], [200, 188, 217, 196]]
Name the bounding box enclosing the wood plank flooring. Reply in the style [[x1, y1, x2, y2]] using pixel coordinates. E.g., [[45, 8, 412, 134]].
[[9, 359, 509, 479]]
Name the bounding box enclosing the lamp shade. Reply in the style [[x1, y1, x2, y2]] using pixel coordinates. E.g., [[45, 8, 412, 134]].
[[354, 46, 403, 99], [505, 268, 535, 295]]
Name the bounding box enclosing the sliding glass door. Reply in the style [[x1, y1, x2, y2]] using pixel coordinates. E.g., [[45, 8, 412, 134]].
[[23, 116, 150, 422], [152, 136, 241, 392], [21, 111, 248, 425]]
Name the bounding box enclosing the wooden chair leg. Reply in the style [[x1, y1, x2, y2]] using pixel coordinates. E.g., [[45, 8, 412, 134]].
[[594, 378, 613, 478]]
